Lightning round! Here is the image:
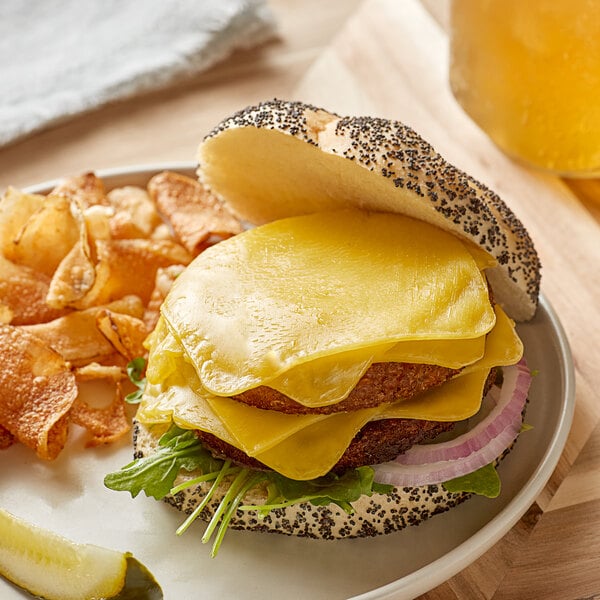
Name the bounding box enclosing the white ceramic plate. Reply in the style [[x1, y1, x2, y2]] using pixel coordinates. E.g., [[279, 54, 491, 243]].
[[1, 164, 574, 600]]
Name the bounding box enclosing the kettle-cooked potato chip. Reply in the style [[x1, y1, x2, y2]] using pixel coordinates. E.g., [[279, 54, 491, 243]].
[[0, 255, 71, 325], [51, 172, 109, 208], [107, 186, 163, 240], [7, 195, 80, 277], [96, 310, 149, 361], [69, 238, 192, 308], [148, 171, 242, 255], [21, 297, 145, 366], [0, 188, 45, 254], [46, 239, 97, 309], [45, 197, 99, 309], [70, 382, 130, 447], [0, 325, 77, 460]]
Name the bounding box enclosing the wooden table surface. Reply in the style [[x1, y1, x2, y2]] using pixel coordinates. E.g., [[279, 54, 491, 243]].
[[2, 1, 599, 598]]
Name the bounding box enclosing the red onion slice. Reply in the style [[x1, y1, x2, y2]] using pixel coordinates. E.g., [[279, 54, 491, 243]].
[[373, 360, 532, 487]]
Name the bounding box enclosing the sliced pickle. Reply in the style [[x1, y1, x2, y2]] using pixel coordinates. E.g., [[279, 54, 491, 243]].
[[0, 508, 162, 600]]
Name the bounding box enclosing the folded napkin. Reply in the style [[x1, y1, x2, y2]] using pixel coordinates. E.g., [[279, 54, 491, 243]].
[[0, 0, 276, 147]]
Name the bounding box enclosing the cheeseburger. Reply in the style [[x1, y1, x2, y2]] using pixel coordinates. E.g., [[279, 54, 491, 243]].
[[105, 100, 540, 555]]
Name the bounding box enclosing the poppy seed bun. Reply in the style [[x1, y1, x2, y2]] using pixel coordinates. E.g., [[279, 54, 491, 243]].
[[132, 420, 470, 539], [197, 99, 541, 321]]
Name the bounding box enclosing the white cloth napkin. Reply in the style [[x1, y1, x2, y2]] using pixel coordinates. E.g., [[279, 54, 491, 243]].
[[0, 0, 276, 147]]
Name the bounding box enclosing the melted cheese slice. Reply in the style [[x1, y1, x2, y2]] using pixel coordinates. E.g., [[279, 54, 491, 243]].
[[376, 368, 490, 422], [140, 363, 235, 444], [146, 312, 485, 409], [139, 306, 522, 480], [266, 349, 377, 406], [464, 305, 523, 371], [380, 336, 485, 368], [254, 408, 380, 480], [161, 210, 495, 397], [144, 316, 185, 386], [206, 395, 330, 454], [266, 335, 486, 407]]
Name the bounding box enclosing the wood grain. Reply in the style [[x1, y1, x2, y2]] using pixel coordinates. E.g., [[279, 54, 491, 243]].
[[493, 499, 600, 600], [419, 503, 542, 600], [489, 419, 600, 599]]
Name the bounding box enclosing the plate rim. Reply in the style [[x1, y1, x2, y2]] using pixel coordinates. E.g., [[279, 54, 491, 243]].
[[23, 161, 198, 194], [22, 162, 576, 600], [354, 293, 575, 600]]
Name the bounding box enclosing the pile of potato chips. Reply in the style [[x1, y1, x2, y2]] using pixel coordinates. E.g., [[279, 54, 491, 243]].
[[0, 170, 242, 460]]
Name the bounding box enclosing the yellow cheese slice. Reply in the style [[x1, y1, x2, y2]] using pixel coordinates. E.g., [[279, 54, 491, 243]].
[[379, 335, 485, 367], [161, 209, 496, 397], [375, 305, 522, 422], [266, 335, 485, 407], [462, 239, 498, 271], [206, 395, 329, 455], [254, 407, 380, 480], [266, 305, 515, 408], [376, 368, 491, 422], [138, 363, 237, 445], [146, 309, 486, 409], [266, 347, 382, 406], [463, 304, 523, 371], [145, 315, 185, 386], [139, 304, 522, 480]]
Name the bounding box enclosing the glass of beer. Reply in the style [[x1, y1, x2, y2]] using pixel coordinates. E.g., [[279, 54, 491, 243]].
[[449, 0, 600, 177]]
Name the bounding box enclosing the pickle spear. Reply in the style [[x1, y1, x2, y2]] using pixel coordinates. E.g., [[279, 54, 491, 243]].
[[0, 508, 162, 600]]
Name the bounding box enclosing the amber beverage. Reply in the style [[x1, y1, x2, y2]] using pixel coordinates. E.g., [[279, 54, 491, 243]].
[[449, 0, 600, 176]]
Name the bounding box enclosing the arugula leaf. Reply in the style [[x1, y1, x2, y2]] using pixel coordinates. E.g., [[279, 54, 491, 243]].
[[442, 424, 533, 499], [127, 357, 147, 383], [125, 357, 147, 404], [259, 466, 394, 514], [442, 463, 501, 498], [105, 425, 395, 556], [104, 427, 220, 499]]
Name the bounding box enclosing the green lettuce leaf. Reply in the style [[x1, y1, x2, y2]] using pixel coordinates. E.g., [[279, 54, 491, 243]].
[[105, 425, 394, 556], [104, 427, 221, 500], [124, 357, 147, 404], [442, 463, 501, 498], [259, 466, 393, 514]]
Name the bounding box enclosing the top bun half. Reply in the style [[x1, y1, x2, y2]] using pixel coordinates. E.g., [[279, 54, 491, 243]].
[[197, 99, 541, 321]]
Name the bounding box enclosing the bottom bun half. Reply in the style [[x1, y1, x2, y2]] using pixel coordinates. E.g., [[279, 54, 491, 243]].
[[132, 420, 473, 540]]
